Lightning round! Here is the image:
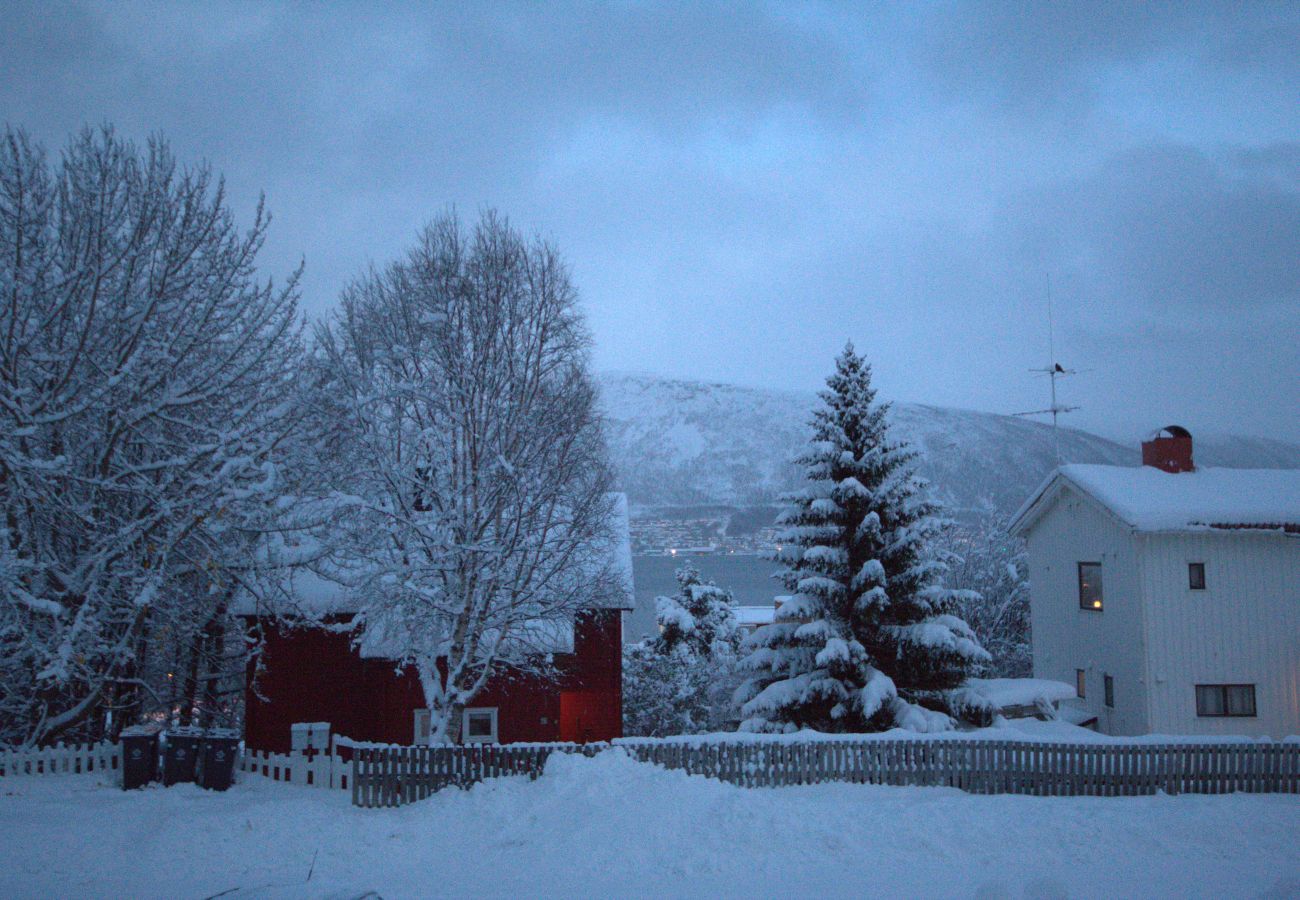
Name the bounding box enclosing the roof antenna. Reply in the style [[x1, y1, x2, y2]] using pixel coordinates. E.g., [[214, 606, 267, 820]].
[[1014, 273, 1080, 464]]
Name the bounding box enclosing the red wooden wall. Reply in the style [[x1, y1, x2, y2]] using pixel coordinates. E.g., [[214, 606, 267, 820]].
[[243, 609, 622, 751]]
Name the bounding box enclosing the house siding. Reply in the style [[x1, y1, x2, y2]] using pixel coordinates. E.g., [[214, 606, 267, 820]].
[[243, 609, 623, 751], [1137, 531, 1299, 737], [1026, 491, 1151, 735]]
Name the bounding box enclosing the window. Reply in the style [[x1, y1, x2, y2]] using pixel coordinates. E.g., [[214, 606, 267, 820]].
[[1075, 669, 1086, 699], [1103, 674, 1115, 708], [462, 707, 499, 743], [1188, 562, 1206, 590], [1196, 684, 1256, 718], [1078, 562, 1103, 611]]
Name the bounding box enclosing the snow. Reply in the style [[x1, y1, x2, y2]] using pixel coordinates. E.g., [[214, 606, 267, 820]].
[[965, 677, 1078, 709], [1015, 464, 1300, 534], [734, 604, 776, 627], [4, 751, 1298, 899]]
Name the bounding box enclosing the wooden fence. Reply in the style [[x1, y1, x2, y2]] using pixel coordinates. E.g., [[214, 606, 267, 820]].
[[350, 739, 1300, 808], [0, 740, 120, 778]]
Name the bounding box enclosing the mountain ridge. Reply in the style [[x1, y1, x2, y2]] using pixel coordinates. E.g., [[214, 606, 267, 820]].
[[597, 372, 1300, 520]]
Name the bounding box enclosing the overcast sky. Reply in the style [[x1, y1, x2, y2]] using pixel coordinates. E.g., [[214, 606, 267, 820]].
[[3, 2, 1297, 441]]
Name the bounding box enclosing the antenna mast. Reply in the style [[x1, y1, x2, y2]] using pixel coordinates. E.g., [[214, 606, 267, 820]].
[[1014, 274, 1080, 463]]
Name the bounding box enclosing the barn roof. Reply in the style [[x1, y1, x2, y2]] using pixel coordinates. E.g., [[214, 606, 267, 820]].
[[234, 492, 635, 617], [1010, 465, 1300, 536]]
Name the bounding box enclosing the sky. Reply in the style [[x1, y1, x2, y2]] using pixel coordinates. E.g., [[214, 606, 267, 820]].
[[2, 2, 1297, 442]]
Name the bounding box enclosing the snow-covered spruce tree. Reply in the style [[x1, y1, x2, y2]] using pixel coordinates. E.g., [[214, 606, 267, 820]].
[[0, 127, 303, 747], [623, 565, 741, 736], [735, 343, 989, 733], [308, 211, 618, 743]]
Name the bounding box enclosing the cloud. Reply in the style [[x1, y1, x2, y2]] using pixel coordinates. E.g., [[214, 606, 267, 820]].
[[1, 2, 1295, 440], [1015, 143, 1300, 314]]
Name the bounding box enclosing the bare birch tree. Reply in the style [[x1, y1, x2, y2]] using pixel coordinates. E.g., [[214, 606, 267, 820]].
[[0, 126, 302, 747], [308, 211, 616, 742]]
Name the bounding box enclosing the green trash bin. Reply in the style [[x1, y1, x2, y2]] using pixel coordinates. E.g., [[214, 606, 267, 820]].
[[120, 724, 161, 790], [162, 726, 204, 786], [197, 729, 240, 791]]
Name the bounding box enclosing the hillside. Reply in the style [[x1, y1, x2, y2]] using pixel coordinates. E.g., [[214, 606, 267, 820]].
[[598, 372, 1300, 521]]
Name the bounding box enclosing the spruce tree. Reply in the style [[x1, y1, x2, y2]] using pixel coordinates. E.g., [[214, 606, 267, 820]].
[[624, 565, 741, 736], [736, 343, 989, 733]]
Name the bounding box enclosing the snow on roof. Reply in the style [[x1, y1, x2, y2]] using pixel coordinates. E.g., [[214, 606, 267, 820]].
[[735, 605, 776, 627], [235, 493, 635, 616], [1012, 464, 1300, 535]]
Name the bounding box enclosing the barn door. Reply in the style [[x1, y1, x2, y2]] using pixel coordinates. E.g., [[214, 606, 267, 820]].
[[559, 691, 599, 743]]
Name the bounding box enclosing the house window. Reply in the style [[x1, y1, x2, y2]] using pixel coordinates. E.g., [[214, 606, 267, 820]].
[[1075, 669, 1086, 699], [1188, 562, 1206, 590], [413, 708, 432, 743], [1103, 675, 1115, 708], [1078, 562, 1103, 611], [1195, 684, 1256, 718], [462, 707, 499, 743]]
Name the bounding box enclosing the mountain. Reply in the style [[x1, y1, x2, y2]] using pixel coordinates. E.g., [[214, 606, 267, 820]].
[[597, 372, 1300, 521]]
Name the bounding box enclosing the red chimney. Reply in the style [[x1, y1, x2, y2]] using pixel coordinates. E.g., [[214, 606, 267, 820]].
[[1141, 425, 1194, 473]]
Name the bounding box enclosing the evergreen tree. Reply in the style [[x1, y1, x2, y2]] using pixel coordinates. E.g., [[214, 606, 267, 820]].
[[624, 565, 741, 736], [735, 343, 989, 733]]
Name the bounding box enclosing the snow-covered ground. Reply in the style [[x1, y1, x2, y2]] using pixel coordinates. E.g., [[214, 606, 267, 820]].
[[3, 750, 1297, 899]]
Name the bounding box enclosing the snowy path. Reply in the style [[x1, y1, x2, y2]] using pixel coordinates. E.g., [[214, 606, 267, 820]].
[[2, 750, 1297, 899]]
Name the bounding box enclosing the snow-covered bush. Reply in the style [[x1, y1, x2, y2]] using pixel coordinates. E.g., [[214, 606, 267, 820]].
[[623, 565, 742, 736], [735, 343, 990, 734]]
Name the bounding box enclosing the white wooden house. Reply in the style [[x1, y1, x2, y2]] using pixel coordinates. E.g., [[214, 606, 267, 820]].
[[1010, 428, 1299, 737]]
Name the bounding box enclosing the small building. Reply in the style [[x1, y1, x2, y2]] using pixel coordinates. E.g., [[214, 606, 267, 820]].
[[1010, 428, 1299, 737], [239, 496, 635, 751]]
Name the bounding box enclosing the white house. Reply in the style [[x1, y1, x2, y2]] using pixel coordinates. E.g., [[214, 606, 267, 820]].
[[1010, 428, 1299, 738]]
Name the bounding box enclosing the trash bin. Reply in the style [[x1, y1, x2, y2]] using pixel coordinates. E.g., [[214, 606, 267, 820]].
[[120, 724, 161, 790], [197, 729, 240, 791], [162, 726, 204, 786]]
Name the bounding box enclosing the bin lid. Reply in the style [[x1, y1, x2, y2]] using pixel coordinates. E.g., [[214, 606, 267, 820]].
[[203, 728, 241, 740], [165, 726, 206, 738], [120, 723, 163, 737]]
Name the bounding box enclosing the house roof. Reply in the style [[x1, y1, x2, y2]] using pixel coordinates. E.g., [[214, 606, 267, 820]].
[[735, 605, 776, 627], [235, 492, 635, 617], [1010, 464, 1300, 536]]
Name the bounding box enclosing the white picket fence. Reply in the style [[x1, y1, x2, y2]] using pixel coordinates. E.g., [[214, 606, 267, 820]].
[[0, 740, 120, 778], [238, 744, 349, 790], [237, 730, 374, 791]]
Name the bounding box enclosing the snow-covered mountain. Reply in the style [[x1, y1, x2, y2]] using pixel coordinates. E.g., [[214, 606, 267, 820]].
[[598, 372, 1300, 520]]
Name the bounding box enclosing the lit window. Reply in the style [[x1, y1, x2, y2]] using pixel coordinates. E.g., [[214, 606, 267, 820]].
[[1188, 563, 1206, 590], [1075, 669, 1086, 699], [1195, 684, 1256, 718], [1078, 562, 1103, 611], [463, 707, 499, 743], [1103, 674, 1114, 708]]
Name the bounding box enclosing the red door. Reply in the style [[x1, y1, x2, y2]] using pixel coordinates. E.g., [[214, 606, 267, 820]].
[[559, 691, 608, 743]]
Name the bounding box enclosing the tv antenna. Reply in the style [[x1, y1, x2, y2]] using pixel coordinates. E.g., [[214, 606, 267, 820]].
[[1014, 274, 1080, 463]]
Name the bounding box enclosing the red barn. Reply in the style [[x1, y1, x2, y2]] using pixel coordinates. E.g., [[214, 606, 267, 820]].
[[239, 496, 634, 752]]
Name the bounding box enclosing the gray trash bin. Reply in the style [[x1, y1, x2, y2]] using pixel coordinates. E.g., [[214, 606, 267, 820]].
[[162, 726, 204, 786], [197, 729, 240, 791], [120, 724, 161, 790]]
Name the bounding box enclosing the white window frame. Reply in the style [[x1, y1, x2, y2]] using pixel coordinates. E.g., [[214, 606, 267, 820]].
[[413, 708, 432, 744], [462, 707, 499, 744]]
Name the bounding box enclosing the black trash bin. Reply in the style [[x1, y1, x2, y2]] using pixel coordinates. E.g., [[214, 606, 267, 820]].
[[197, 729, 240, 791], [162, 726, 204, 786], [120, 724, 161, 790]]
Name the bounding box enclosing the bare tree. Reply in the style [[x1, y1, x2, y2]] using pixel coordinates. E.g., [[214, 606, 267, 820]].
[[938, 506, 1032, 678], [0, 126, 302, 747], [308, 211, 616, 742]]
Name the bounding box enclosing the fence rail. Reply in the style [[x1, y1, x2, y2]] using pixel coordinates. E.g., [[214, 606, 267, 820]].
[[0, 740, 120, 778], [350, 739, 1300, 808]]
